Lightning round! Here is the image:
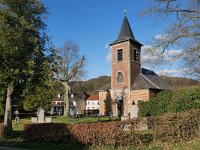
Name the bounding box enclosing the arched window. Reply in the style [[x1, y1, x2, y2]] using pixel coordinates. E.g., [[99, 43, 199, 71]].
[[133, 49, 138, 61], [117, 72, 123, 83]]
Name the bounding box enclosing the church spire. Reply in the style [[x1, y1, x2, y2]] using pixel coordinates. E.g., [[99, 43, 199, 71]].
[[110, 10, 142, 46], [124, 8, 127, 16], [117, 12, 135, 40]]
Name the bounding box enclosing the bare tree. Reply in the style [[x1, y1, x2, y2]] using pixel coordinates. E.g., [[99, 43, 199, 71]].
[[53, 40, 86, 117], [141, 0, 200, 80]]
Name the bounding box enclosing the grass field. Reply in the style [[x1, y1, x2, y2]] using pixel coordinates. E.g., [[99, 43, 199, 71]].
[[1, 116, 200, 150]]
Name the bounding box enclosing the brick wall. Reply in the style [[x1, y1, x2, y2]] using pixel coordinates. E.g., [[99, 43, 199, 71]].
[[130, 42, 141, 85], [111, 41, 141, 90], [111, 41, 130, 89], [130, 89, 151, 103], [99, 89, 158, 117], [99, 91, 112, 115], [99, 91, 107, 115]]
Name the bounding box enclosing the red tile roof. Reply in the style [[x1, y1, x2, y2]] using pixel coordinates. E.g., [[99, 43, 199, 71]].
[[87, 95, 99, 100]]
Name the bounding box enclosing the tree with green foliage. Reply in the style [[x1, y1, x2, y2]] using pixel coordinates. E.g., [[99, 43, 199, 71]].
[[23, 59, 55, 112], [0, 0, 54, 135], [52, 40, 86, 117]]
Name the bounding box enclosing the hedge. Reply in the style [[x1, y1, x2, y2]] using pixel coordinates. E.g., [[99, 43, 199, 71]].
[[149, 109, 200, 143], [0, 125, 7, 139], [24, 123, 70, 143], [23, 109, 200, 148], [138, 89, 200, 117]]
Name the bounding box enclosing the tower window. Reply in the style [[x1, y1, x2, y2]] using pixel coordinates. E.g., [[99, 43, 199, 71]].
[[117, 49, 123, 61], [133, 49, 138, 61], [117, 72, 123, 83]]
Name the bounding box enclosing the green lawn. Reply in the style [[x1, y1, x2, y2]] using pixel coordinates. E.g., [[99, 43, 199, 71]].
[[8, 115, 118, 131], [1, 116, 200, 150]]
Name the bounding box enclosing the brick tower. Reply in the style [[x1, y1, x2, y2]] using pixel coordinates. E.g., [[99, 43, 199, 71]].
[[98, 11, 169, 117], [110, 13, 142, 90], [109, 12, 143, 116]]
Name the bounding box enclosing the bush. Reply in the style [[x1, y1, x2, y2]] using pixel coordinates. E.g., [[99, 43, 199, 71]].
[[23, 121, 123, 145], [24, 123, 70, 142], [0, 125, 7, 139], [23, 109, 200, 147], [67, 121, 122, 145], [138, 89, 200, 117], [115, 131, 154, 148], [147, 109, 200, 142]]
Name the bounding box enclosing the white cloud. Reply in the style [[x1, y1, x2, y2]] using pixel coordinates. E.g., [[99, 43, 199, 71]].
[[166, 49, 183, 57], [105, 43, 110, 49], [106, 48, 111, 62], [141, 45, 161, 68], [154, 34, 167, 40], [141, 44, 183, 68], [105, 43, 112, 62], [157, 68, 188, 77]]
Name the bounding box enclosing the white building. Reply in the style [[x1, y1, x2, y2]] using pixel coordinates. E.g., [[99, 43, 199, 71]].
[[86, 95, 99, 110]]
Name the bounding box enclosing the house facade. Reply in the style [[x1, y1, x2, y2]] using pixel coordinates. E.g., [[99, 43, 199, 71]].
[[52, 92, 88, 115], [98, 13, 169, 118], [86, 95, 99, 110]]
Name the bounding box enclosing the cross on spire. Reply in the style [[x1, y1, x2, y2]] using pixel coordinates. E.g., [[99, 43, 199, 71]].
[[124, 9, 127, 16]]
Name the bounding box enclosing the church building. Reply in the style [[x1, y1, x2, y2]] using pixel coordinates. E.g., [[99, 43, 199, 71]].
[[98, 13, 169, 118]]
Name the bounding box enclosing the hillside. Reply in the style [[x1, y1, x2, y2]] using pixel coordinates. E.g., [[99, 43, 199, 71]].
[[70, 76, 200, 95]]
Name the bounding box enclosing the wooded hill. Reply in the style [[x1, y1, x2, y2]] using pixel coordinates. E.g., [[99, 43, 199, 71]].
[[70, 76, 200, 95]]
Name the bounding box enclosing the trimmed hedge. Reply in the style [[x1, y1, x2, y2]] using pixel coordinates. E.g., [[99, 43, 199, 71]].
[[24, 121, 123, 145], [23, 109, 200, 148], [24, 123, 70, 142], [67, 121, 122, 145], [139, 89, 200, 117], [0, 125, 7, 139], [148, 109, 200, 143]]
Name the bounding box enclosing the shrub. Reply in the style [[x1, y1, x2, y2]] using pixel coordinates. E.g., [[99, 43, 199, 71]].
[[23, 109, 200, 147], [0, 125, 7, 139], [138, 89, 200, 117], [23, 121, 123, 144], [24, 123, 70, 142], [148, 109, 200, 142], [67, 121, 122, 145], [115, 131, 154, 148]]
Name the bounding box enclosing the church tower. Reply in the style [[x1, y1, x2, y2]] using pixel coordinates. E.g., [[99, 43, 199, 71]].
[[98, 11, 169, 117], [110, 12, 142, 90]]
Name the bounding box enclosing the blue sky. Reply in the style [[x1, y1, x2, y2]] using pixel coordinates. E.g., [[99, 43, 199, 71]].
[[42, 0, 183, 80]]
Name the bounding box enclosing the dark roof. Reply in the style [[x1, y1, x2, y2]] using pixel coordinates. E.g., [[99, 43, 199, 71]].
[[97, 68, 169, 91], [70, 92, 88, 101], [110, 16, 142, 46], [132, 68, 170, 90]]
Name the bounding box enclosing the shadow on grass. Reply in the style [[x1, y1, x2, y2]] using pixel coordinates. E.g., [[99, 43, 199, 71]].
[[0, 130, 89, 150], [0, 130, 23, 147]]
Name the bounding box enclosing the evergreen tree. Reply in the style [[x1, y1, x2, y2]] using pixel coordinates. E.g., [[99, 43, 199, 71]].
[[0, 0, 53, 135]]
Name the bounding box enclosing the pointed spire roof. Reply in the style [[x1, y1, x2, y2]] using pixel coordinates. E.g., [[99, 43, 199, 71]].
[[110, 13, 142, 46], [118, 15, 135, 40]]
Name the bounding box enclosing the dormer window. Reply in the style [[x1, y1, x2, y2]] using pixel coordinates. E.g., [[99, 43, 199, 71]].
[[117, 49, 123, 61], [117, 72, 123, 83], [133, 49, 138, 61]]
